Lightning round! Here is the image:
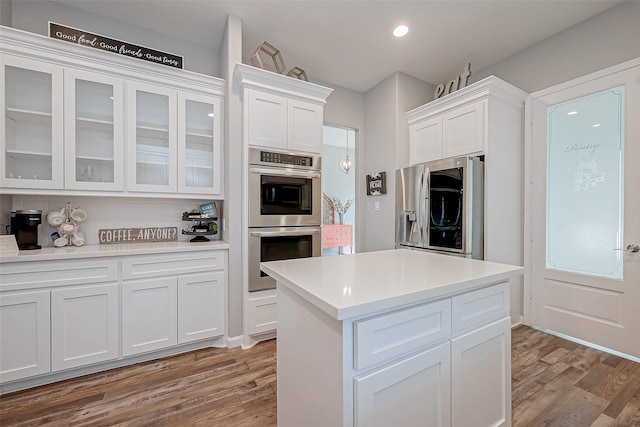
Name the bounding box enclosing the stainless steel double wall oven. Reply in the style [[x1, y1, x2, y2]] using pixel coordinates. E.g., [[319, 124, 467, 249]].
[[248, 148, 322, 292]]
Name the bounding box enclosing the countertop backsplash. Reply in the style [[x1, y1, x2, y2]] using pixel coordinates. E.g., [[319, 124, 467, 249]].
[[9, 195, 221, 248]]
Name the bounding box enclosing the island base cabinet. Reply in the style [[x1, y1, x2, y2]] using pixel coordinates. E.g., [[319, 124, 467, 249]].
[[178, 271, 225, 344], [51, 284, 119, 371], [0, 291, 51, 383], [451, 317, 511, 427], [122, 277, 178, 357], [354, 342, 451, 427]]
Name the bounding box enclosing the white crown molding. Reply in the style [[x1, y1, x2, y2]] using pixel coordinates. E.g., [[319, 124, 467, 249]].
[[406, 75, 528, 123], [0, 25, 225, 94], [234, 62, 333, 104]]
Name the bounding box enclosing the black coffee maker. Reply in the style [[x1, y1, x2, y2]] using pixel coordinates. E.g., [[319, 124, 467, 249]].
[[11, 210, 42, 250]]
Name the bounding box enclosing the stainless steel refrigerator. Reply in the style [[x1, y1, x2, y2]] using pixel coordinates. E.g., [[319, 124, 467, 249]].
[[395, 156, 484, 259]]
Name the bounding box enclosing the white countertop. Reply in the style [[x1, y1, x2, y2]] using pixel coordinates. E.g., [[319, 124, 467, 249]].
[[261, 249, 524, 320], [0, 240, 229, 263]]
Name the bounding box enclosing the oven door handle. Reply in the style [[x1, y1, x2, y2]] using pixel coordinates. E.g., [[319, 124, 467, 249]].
[[250, 228, 321, 237], [249, 167, 321, 179]]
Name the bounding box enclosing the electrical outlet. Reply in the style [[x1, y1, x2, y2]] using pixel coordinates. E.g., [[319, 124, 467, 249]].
[[374, 201, 380, 211]]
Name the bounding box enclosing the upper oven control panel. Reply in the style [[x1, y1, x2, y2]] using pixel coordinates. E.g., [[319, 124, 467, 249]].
[[249, 148, 321, 171]]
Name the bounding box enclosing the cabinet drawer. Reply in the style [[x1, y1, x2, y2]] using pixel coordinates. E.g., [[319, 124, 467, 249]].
[[452, 282, 509, 333], [0, 259, 118, 291], [354, 298, 451, 371], [122, 250, 226, 280]]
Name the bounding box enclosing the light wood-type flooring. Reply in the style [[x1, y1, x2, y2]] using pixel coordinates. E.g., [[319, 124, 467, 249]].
[[1, 326, 640, 426]]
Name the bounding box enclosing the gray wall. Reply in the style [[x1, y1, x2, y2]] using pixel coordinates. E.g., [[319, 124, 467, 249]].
[[360, 72, 433, 252], [9, 0, 220, 77], [396, 73, 436, 169], [472, 1, 640, 92], [0, 0, 11, 26], [361, 74, 397, 252]]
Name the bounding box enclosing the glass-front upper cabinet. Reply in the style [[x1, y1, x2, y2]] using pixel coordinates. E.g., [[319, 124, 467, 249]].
[[126, 82, 177, 193], [178, 92, 222, 195], [1, 55, 64, 189], [64, 69, 124, 191]]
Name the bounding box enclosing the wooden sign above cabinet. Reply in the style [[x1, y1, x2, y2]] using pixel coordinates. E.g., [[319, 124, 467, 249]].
[[48, 22, 183, 69]]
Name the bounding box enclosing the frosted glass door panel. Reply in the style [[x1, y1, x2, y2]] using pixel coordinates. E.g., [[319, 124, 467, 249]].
[[4, 65, 55, 181], [136, 91, 170, 186], [546, 86, 624, 278], [74, 79, 115, 183], [184, 99, 214, 188]]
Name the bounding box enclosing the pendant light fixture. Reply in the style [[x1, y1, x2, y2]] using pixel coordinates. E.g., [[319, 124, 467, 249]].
[[339, 129, 353, 174]]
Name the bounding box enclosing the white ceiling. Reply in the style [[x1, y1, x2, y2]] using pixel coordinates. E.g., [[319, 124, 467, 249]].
[[52, 0, 622, 92]]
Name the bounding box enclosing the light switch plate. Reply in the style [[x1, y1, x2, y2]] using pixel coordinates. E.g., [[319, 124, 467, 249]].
[[374, 201, 380, 211], [0, 235, 19, 255]]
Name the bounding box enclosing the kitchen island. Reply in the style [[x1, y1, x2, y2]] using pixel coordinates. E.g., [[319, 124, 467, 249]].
[[261, 249, 524, 427]]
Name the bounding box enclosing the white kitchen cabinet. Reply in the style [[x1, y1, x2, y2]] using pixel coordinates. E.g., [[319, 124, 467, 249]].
[[354, 342, 451, 427], [0, 291, 51, 383], [407, 77, 524, 165], [126, 81, 178, 193], [236, 63, 332, 155], [121, 250, 227, 356], [287, 99, 323, 153], [0, 54, 64, 189], [246, 289, 278, 336], [178, 92, 223, 195], [0, 246, 228, 393], [178, 271, 225, 344], [409, 95, 485, 164], [442, 100, 485, 159], [451, 317, 511, 427], [51, 283, 119, 371], [1, 26, 225, 199], [64, 69, 124, 191], [409, 116, 442, 164], [245, 89, 324, 154], [122, 277, 178, 356], [247, 90, 288, 150]]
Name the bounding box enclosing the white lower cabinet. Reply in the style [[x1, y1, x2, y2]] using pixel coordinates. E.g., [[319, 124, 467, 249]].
[[121, 252, 226, 356], [51, 284, 119, 371], [0, 291, 51, 383], [178, 271, 225, 344], [0, 248, 227, 391], [122, 277, 178, 357], [451, 316, 511, 427], [354, 342, 451, 427], [246, 289, 278, 336]]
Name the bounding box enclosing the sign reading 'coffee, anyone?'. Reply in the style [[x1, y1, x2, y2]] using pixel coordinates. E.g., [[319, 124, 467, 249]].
[[48, 22, 183, 69], [99, 227, 178, 244]]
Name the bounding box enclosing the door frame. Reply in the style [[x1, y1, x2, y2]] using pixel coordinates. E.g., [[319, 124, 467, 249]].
[[523, 57, 640, 326]]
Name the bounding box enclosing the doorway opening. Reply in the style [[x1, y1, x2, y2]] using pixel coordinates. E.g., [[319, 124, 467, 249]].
[[322, 125, 356, 256]]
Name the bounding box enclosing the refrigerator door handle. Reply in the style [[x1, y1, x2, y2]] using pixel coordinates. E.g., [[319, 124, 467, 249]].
[[419, 166, 429, 246]]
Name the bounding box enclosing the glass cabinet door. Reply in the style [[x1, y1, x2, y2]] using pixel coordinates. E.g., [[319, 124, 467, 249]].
[[1, 55, 63, 189], [126, 82, 177, 192], [64, 70, 124, 191], [178, 92, 222, 195]]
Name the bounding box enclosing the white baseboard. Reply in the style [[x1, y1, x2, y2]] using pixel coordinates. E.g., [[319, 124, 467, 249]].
[[226, 335, 244, 348], [532, 325, 640, 364], [510, 315, 524, 329]]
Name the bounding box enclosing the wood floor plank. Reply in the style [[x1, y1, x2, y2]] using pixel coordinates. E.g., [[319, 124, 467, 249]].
[[2, 329, 640, 426]]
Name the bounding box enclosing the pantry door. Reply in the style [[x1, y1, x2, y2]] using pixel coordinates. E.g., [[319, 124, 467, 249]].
[[529, 58, 640, 359]]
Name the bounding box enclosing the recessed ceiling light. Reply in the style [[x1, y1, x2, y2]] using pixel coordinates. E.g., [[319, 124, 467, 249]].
[[592, 123, 602, 128], [208, 113, 214, 117], [393, 25, 409, 38], [567, 111, 578, 115]]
